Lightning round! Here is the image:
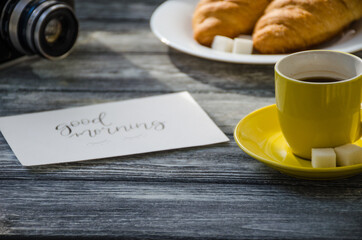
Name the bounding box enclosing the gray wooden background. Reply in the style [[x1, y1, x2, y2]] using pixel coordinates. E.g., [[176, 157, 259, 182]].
[[0, 0, 361, 239]]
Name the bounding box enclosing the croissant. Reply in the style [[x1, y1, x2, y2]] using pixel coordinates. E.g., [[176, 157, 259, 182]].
[[253, 0, 362, 54], [193, 0, 271, 47]]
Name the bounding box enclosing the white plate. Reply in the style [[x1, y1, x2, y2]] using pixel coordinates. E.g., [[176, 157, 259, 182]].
[[150, 0, 362, 64]]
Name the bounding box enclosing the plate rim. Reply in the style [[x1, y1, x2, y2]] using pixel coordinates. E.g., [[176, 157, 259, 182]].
[[150, 0, 362, 65], [233, 104, 362, 174]]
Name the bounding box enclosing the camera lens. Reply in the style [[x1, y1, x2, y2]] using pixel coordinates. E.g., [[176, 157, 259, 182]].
[[32, 3, 78, 59], [44, 18, 62, 43], [1, 0, 78, 60]]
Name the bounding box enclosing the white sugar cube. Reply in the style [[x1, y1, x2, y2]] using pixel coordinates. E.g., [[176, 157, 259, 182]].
[[311, 148, 336, 168], [334, 144, 362, 166], [211, 36, 234, 53], [232, 38, 253, 54]]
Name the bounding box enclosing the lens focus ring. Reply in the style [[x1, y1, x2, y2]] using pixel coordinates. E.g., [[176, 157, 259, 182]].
[[9, 0, 32, 54], [26, 0, 57, 53]]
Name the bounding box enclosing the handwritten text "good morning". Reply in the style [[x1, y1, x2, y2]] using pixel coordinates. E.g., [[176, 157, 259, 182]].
[[55, 112, 165, 138]]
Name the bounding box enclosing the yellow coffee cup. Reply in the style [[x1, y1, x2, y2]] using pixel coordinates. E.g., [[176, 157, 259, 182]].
[[275, 50, 362, 159]]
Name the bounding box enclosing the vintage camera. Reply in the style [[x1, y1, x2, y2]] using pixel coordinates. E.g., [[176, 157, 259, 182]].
[[0, 0, 78, 64]]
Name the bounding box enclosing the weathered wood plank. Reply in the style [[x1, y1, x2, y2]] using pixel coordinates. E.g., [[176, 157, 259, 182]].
[[77, 26, 168, 52], [75, 0, 163, 22], [0, 180, 362, 239], [1, 140, 361, 185], [0, 92, 274, 124], [0, 51, 275, 94]]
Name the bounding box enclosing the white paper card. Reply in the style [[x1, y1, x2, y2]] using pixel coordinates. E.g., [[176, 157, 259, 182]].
[[0, 92, 229, 166]]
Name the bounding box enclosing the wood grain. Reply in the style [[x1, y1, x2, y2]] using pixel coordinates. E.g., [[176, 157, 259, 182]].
[[1, 180, 362, 239], [0, 0, 361, 239]]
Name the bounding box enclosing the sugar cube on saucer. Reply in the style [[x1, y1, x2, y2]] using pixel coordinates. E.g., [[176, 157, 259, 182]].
[[232, 38, 253, 54], [211, 36, 234, 53], [311, 148, 336, 168], [334, 144, 362, 166]]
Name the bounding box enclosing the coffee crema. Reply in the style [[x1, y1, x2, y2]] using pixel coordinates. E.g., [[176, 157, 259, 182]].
[[298, 76, 344, 83]]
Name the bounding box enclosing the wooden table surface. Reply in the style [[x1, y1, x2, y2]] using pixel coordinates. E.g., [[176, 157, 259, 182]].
[[1, 0, 362, 239]]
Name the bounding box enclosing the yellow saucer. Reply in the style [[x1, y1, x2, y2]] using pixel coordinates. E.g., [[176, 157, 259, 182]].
[[234, 104, 362, 180]]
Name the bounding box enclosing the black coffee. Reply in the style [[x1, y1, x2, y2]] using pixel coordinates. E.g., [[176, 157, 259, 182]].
[[299, 76, 344, 83]]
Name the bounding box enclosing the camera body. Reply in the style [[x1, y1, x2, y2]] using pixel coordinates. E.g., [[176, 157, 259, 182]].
[[0, 0, 78, 64]]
